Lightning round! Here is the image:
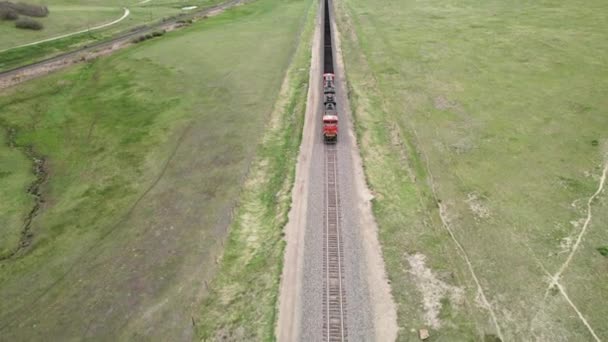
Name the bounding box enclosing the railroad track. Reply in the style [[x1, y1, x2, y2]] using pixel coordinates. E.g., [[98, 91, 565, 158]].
[[321, 0, 346, 340], [322, 143, 347, 342]]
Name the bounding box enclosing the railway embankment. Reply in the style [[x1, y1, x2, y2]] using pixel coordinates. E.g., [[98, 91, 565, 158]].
[[277, 0, 397, 340]]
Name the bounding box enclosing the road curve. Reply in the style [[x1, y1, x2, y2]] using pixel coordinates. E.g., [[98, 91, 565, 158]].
[[0, 8, 131, 54], [0, 0, 246, 89]]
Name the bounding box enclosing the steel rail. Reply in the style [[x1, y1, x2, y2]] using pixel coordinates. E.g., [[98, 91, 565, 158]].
[[322, 144, 347, 342]]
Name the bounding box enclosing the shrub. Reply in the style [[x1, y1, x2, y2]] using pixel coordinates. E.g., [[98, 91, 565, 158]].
[[0, 1, 48, 17], [15, 17, 43, 30], [0, 7, 18, 20], [132, 30, 165, 44], [598, 246, 608, 257]]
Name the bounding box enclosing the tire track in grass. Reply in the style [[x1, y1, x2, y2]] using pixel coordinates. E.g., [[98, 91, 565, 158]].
[[0, 122, 193, 333], [533, 160, 608, 342], [545, 161, 608, 293], [413, 127, 505, 341], [527, 244, 601, 342], [554, 282, 601, 342], [513, 230, 600, 341]]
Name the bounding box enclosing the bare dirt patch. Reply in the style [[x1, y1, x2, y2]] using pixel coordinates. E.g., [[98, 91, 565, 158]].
[[406, 253, 464, 329], [466, 192, 490, 221], [434, 96, 456, 111]]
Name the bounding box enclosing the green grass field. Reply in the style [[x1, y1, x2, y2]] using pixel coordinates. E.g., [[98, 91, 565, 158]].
[[0, 5, 125, 50], [0, 0, 233, 52], [0, 0, 312, 338], [196, 0, 315, 338], [0, 0, 228, 70], [334, 0, 608, 340], [0, 4, 185, 71], [0, 129, 35, 258]]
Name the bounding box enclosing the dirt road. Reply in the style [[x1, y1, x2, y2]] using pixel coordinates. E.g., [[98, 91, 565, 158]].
[[277, 0, 397, 340]]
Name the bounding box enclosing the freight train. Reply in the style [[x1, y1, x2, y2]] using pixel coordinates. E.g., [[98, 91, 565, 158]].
[[322, 73, 338, 143], [322, 0, 338, 143]]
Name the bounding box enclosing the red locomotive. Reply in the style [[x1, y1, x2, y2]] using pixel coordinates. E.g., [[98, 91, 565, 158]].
[[323, 73, 338, 143]]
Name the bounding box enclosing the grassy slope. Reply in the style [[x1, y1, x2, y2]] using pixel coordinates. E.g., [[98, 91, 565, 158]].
[[0, 0, 236, 51], [0, 4, 181, 71], [0, 0, 227, 70], [335, 0, 608, 340], [0, 0, 311, 339], [195, 0, 315, 340], [0, 129, 34, 257], [0, 6, 124, 50]]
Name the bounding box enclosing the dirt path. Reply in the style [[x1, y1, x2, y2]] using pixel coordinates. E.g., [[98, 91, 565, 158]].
[[546, 161, 608, 291], [276, 8, 321, 342], [0, 8, 131, 54], [534, 160, 608, 342], [412, 126, 505, 341]]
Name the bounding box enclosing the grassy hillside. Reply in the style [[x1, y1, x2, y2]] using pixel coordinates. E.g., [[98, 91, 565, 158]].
[[0, 128, 35, 257], [0, 5, 124, 50], [0, 0, 171, 51], [334, 0, 608, 340], [0, 0, 234, 50], [0, 0, 228, 70], [0, 0, 311, 339]]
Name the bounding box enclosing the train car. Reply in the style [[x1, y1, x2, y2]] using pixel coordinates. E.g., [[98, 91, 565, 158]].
[[322, 114, 338, 143], [323, 73, 335, 85], [323, 73, 335, 94], [323, 100, 338, 142], [322, 73, 337, 143], [324, 92, 336, 106]]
